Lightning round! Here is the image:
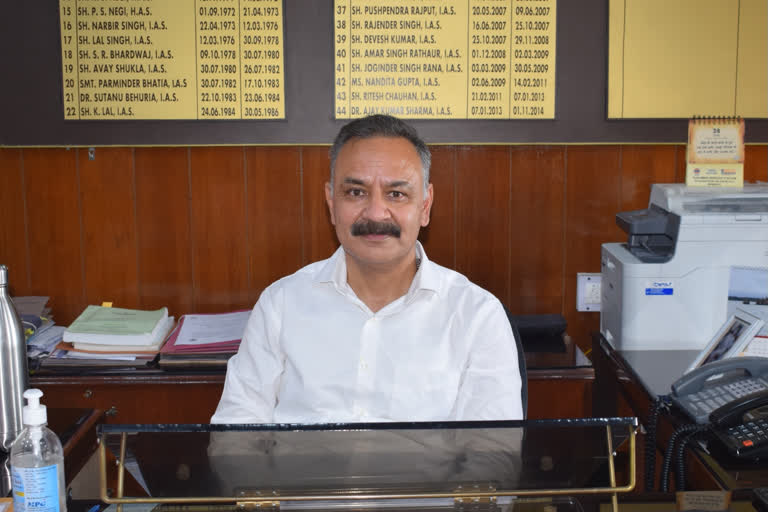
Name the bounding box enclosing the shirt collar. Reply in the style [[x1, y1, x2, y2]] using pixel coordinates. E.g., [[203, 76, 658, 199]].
[[408, 241, 440, 296], [314, 241, 441, 297], [314, 245, 346, 287]]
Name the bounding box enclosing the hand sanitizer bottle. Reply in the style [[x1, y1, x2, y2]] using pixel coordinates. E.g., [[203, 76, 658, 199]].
[[10, 389, 66, 512]]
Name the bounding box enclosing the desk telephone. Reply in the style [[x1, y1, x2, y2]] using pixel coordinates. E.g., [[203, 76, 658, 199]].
[[671, 357, 768, 458], [754, 487, 768, 512]]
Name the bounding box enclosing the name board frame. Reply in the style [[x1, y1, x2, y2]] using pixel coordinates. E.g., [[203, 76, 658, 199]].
[[2, 0, 768, 146]]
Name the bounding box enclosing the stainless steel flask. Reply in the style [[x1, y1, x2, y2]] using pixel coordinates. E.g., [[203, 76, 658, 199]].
[[0, 265, 28, 452]]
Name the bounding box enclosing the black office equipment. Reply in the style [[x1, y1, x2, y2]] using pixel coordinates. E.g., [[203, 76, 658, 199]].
[[670, 357, 768, 459], [753, 487, 768, 512]]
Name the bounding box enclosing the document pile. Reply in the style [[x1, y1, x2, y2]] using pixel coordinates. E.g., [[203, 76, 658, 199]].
[[51, 305, 174, 366], [158, 310, 249, 368], [12, 296, 65, 359]]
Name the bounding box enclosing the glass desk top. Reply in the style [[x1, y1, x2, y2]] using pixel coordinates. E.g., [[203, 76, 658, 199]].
[[97, 418, 637, 507]]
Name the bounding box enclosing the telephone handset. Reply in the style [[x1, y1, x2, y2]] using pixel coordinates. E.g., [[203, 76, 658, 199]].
[[671, 357, 768, 458]]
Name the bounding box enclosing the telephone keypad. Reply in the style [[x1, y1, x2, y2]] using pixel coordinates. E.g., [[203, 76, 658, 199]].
[[719, 418, 768, 456], [673, 376, 768, 424], [727, 379, 768, 397]]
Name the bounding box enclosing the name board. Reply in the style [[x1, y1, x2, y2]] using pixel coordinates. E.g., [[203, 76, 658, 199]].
[[59, 0, 286, 120], [334, 0, 556, 119]]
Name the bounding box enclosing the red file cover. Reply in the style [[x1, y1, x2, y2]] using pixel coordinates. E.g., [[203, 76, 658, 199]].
[[160, 311, 247, 355]]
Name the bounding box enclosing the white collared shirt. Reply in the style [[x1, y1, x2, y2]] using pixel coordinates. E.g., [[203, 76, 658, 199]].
[[211, 243, 523, 424]]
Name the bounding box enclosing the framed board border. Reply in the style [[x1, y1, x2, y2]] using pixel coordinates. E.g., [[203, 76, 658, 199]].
[[2, 0, 767, 147]]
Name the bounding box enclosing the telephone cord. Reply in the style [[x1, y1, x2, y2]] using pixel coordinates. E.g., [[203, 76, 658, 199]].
[[674, 425, 709, 491], [660, 423, 710, 492], [644, 395, 668, 491]]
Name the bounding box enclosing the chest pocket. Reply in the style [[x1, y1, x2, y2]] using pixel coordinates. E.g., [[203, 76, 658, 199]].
[[390, 365, 461, 421]]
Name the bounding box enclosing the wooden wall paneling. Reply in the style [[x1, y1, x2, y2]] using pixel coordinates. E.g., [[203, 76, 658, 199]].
[[419, 145, 456, 269], [674, 145, 687, 183], [745, 145, 768, 182], [245, 147, 303, 300], [134, 147, 194, 317], [78, 147, 139, 309], [22, 148, 85, 323], [189, 147, 250, 312], [455, 146, 512, 305], [301, 146, 338, 265], [0, 148, 29, 293], [563, 146, 623, 350], [507, 146, 565, 314], [619, 145, 678, 211]]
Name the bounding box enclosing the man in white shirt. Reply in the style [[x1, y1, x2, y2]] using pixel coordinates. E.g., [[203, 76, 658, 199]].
[[211, 115, 523, 424]]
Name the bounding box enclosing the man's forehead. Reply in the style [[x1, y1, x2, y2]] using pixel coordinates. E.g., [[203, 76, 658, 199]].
[[334, 136, 423, 185], [336, 136, 420, 163]]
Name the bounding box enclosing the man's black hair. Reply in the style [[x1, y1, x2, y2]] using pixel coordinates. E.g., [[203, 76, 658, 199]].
[[329, 115, 431, 190]]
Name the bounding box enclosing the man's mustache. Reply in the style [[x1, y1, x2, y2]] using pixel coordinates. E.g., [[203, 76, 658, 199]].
[[351, 219, 401, 238]]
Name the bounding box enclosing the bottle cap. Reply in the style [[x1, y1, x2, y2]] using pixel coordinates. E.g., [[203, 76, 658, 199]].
[[22, 389, 47, 426]]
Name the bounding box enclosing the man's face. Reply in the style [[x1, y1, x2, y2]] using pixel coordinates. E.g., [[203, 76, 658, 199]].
[[325, 136, 433, 269]]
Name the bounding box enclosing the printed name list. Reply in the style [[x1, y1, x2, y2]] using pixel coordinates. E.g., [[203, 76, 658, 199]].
[[334, 0, 556, 119], [60, 0, 285, 120]]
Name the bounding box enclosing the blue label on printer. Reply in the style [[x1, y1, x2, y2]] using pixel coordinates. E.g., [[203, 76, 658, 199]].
[[645, 281, 673, 295]]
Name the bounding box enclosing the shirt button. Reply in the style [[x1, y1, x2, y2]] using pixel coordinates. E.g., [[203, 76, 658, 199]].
[[360, 361, 368, 370]]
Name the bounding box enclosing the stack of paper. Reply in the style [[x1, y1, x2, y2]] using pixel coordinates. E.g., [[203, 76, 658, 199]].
[[12, 296, 63, 358], [58, 306, 174, 361], [13, 296, 51, 318], [27, 325, 66, 359], [159, 310, 249, 368]]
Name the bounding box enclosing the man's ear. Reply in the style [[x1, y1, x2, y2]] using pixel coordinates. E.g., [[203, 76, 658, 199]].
[[325, 181, 336, 225], [420, 183, 434, 227]]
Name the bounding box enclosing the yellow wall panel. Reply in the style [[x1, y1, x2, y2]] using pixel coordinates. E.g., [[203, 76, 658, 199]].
[[608, 0, 766, 119], [735, 0, 768, 117]]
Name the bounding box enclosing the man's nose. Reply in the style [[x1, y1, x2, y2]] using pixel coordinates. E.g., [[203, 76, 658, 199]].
[[364, 191, 390, 220]]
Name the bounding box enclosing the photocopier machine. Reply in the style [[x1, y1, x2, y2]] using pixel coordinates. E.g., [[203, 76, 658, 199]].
[[601, 183, 768, 351]]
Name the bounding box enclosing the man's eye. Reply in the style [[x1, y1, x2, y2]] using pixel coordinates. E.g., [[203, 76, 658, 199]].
[[346, 188, 365, 197], [389, 191, 405, 199]]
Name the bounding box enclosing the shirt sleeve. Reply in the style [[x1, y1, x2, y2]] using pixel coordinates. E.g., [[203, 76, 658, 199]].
[[453, 297, 524, 421], [210, 288, 284, 424]]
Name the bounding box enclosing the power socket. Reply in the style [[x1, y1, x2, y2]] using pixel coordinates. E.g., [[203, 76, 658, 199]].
[[577, 273, 601, 312]]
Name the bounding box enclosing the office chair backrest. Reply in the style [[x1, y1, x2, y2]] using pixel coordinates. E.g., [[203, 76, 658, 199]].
[[502, 304, 528, 419]]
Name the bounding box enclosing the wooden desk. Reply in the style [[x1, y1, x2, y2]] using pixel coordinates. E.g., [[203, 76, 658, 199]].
[[33, 373, 224, 424], [592, 333, 768, 494], [31, 345, 594, 424]]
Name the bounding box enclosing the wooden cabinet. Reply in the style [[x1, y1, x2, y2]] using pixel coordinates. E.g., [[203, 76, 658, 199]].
[[34, 374, 225, 424], [528, 368, 594, 419]]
